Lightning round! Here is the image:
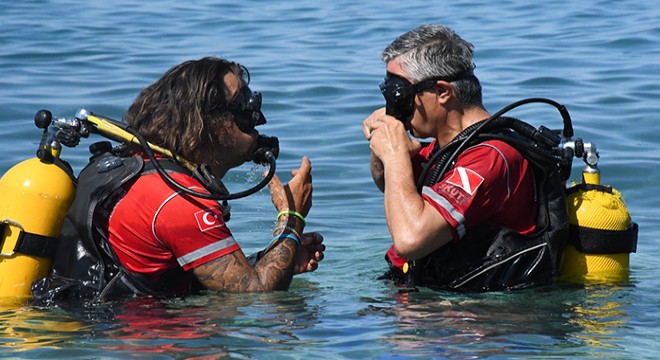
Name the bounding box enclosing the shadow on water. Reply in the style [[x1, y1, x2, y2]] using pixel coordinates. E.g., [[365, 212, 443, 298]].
[[359, 282, 635, 358]]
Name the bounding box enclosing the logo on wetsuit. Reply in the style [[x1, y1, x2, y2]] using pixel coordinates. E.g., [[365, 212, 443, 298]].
[[194, 208, 223, 232], [436, 167, 484, 206], [446, 167, 484, 195]]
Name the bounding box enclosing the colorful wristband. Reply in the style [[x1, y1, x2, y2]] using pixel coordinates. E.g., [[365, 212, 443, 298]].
[[277, 210, 306, 225], [269, 233, 301, 249]]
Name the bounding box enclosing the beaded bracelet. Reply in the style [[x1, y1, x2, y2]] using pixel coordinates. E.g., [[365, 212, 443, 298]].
[[273, 225, 301, 239], [268, 233, 301, 249], [277, 210, 306, 225]]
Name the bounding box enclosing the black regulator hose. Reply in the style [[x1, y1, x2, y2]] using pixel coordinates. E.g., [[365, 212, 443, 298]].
[[418, 98, 571, 191], [125, 125, 277, 201]]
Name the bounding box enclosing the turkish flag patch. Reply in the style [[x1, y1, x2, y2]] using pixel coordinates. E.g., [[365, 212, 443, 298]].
[[445, 167, 484, 195], [194, 208, 223, 232]]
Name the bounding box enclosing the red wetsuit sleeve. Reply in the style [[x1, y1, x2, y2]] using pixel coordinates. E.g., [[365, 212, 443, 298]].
[[421, 140, 537, 241], [153, 193, 241, 271]]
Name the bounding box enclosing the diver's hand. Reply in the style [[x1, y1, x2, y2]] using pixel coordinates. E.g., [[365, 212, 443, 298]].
[[363, 108, 421, 163], [294, 232, 325, 274], [268, 156, 313, 217]]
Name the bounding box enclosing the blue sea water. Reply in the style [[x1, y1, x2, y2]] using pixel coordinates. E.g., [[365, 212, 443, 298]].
[[1, 0, 659, 358]]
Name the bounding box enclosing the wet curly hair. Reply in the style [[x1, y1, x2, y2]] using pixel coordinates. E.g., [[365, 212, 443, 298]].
[[124, 56, 246, 165]]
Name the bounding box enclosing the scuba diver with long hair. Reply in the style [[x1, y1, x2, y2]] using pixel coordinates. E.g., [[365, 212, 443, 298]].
[[363, 24, 569, 292], [31, 57, 324, 303]]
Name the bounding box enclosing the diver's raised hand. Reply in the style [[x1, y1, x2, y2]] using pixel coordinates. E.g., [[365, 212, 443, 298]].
[[363, 108, 421, 163], [268, 156, 313, 217]]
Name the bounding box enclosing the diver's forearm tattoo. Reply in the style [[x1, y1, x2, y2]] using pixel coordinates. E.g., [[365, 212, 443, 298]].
[[193, 238, 297, 292]]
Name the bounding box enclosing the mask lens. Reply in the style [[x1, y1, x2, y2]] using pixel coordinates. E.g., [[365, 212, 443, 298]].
[[379, 74, 415, 121], [230, 86, 267, 133], [244, 90, 262, 113]]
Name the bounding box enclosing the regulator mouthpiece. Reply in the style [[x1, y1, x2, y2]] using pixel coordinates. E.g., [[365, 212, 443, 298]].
[[254, 135, 279, 165]]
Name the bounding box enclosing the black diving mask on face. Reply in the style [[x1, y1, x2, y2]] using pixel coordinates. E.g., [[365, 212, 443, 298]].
[[228, 85, 267, 134], [379, 70, 473, 122], [379, 73, 439, 122]]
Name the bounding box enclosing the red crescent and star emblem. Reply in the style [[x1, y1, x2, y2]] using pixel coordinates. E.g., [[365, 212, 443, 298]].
[[194, 208, 223, 232]]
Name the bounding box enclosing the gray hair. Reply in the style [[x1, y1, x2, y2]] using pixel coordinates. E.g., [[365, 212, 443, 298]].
[[381, 24, 482, 108]]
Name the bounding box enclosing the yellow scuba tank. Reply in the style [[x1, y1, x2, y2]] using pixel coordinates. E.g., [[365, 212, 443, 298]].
[[0, 111, 76, 300], [559, 141, 638, 284]]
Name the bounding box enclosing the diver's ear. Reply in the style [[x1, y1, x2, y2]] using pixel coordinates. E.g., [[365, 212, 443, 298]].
[[434, 81, 453, 104], [434, 81, 451, 96]]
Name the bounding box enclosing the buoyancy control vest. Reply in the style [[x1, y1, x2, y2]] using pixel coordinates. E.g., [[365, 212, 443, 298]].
[[30, 146, 211, 304], [395, 117, 570, 292]]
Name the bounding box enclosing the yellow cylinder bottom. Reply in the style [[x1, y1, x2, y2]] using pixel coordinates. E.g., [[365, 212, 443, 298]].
[[0, 158, 75, 299], [560, 244, 629, 284]]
